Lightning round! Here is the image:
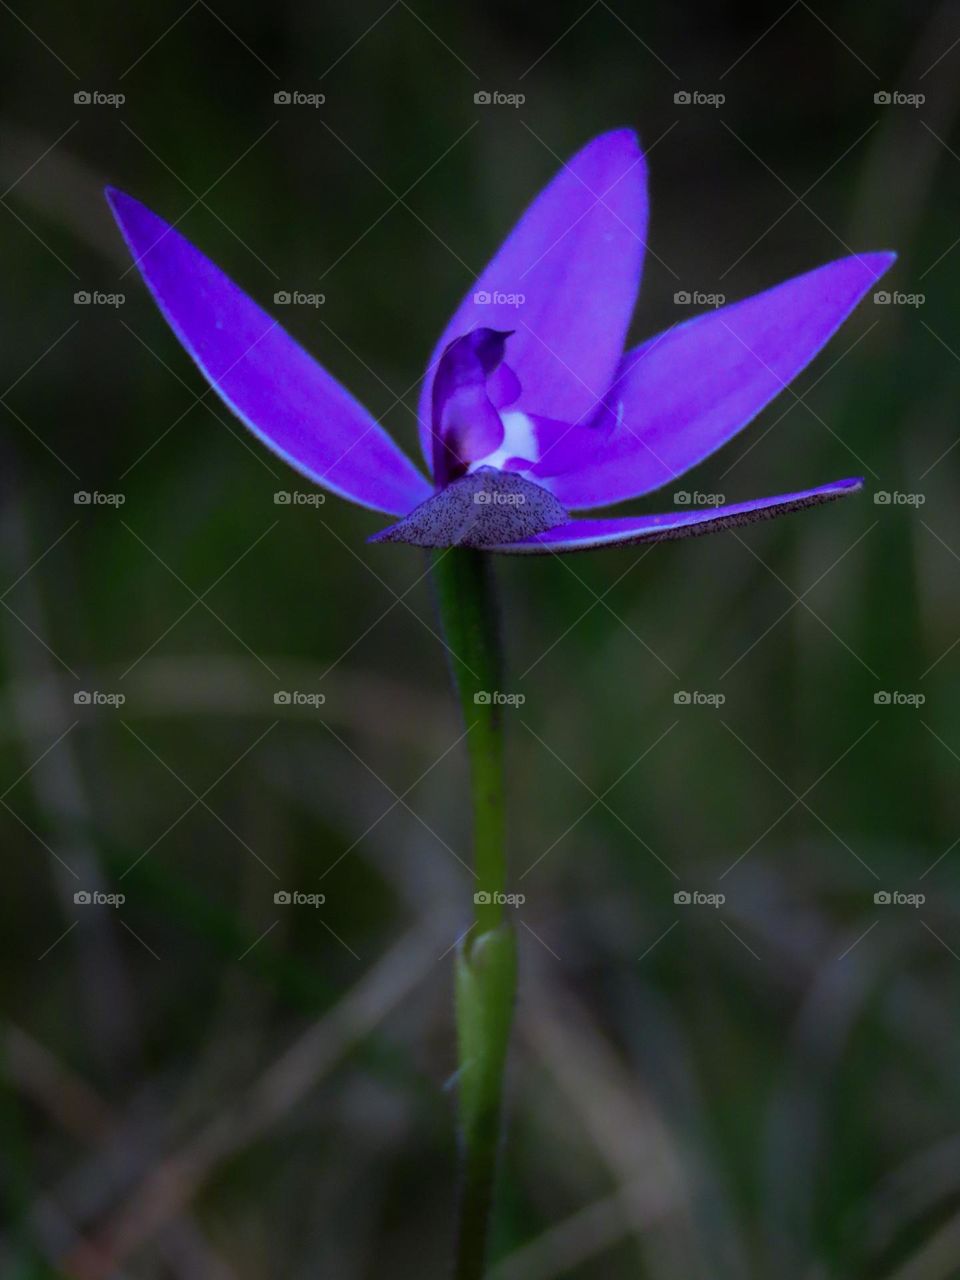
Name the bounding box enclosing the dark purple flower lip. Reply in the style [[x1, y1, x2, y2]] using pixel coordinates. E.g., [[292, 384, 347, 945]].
[[105, 128, 896, 554], [370, 467, 569, 548]]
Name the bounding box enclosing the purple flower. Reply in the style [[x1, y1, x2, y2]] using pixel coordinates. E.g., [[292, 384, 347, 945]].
[[106, 130, 893, 554]]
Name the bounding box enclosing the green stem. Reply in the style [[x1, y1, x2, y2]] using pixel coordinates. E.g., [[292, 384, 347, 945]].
[[431, 548, 517, 1280]]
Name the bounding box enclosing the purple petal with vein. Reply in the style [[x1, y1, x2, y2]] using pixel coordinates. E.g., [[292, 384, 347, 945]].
[[106, 188, 432, 516], [549, 253, 895, 511], [490, 477, 862, 553], [417, 129, 648, 470]]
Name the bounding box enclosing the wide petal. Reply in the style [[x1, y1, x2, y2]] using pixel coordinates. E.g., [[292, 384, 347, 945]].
[[490, 478, 862, 553], [417, 129, 648, 470], [548, 253, 895, 510], [107, 189, 432, 516]]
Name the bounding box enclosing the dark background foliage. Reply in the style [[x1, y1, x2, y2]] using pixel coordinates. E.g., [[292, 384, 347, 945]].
[[1, 1, 958, 1276]]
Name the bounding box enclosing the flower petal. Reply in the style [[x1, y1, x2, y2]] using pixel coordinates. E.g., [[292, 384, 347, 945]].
[[489, 477, 862, 553], [548, 253, 895, 510], [106, 188, 432, 516], [417, 129, 648, 470]]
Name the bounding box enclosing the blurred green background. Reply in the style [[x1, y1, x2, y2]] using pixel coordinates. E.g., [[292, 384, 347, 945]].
[[2, 1, 959, 1276]]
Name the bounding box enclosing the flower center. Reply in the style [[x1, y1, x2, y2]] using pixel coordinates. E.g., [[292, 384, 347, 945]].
[[467, 410, 539, 473], [431, 327, 613, 489]]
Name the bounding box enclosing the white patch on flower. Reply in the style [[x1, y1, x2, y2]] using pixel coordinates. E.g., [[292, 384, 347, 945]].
[[468, 410, 540, 473]]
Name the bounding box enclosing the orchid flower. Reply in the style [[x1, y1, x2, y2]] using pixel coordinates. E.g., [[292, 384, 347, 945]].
[[106, 129, 893, 556], [106, 130, 894, 1279]]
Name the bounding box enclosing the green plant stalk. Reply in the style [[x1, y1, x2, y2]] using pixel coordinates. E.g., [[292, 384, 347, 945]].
[[431, 548, 517, 1280]]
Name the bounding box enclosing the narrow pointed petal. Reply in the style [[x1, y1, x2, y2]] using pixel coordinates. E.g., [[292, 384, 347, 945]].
[[490, 478, 862, 553], [417, 130, 648, 470], [106, 189, 432, 516], [549, 253, 895, 510]]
